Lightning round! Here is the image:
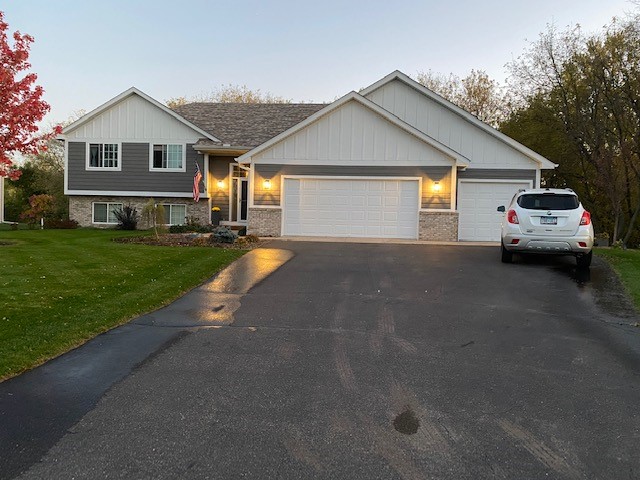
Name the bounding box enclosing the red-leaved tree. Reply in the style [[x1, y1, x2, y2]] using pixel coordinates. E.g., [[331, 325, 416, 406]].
[[0, 11, 60, 180], [20, 193, 54, 225]]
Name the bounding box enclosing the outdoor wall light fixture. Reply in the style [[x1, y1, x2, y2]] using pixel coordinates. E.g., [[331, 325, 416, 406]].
[[263, 179, 272, 190], [433, 181, 441, 192], [216, 180, 224, 189]]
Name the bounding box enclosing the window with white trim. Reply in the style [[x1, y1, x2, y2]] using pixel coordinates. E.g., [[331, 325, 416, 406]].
[[152, 144, 183, 170], [163, 204, 186, 225], [93, 202, 122, 224], [88, 143, 119, 169]]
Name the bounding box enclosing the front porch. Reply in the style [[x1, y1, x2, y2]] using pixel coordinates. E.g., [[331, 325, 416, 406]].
[[203, 152, 249, 226]]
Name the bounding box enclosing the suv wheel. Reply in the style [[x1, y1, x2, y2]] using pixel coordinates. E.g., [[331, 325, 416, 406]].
[[501, 243, 513, 263], [576, 251, 592, 268]]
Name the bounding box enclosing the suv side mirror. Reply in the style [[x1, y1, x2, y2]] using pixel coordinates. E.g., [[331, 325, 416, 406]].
[[497, 206, 505, 212]]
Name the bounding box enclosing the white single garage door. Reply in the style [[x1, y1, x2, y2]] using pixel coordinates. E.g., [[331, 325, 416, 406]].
[[457, 180, 532, 241], [283, 178, 419, 239]]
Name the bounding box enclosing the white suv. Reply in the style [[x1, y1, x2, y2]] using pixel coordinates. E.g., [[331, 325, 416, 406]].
[[498, 188, 594, 267]]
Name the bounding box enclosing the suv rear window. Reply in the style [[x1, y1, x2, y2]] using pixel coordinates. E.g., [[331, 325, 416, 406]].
[[517, 194, 579, 210]]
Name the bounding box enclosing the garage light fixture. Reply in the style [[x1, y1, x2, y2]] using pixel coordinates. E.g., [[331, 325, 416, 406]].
[[433, 181, 441, 193], [263, 179, 272, 190], [216, 180, 224, 189]]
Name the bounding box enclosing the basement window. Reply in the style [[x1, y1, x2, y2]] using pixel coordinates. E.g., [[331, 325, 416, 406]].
[[163, 204, 187, 225], [93, 202, 122, 224]]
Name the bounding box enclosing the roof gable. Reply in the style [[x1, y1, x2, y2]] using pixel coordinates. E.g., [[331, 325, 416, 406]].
[[361, 71, 557, 169], [238, 92, 469, 166], [62, 87, 219, 142]]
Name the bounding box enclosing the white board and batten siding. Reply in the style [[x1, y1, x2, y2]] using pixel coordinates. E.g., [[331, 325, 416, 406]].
[[251, 98, 448, 239], [282, 177, 420, 239], [251, 100, 454, 167], [65, 94, 201, 143], [364, 80, 535, 169], [457, 180, 533, 242]]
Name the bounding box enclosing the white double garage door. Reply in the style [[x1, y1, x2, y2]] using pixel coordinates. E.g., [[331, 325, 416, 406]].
[[282, 178, 419, 239], [281, 177, 532, 241]]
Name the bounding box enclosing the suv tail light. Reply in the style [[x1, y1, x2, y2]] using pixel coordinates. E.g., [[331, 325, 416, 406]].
[[507, 209, 519, 224], [580, 211, 591, 226]]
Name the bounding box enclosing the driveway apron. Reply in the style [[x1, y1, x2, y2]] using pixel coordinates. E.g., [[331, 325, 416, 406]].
[[2, 241, 640, 479]]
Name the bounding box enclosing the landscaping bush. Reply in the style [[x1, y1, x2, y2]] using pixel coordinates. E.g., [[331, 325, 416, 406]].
[[114, 205, 139, 230], [45, 218, 79, 229], [169, 224, 192, 233], [211, 226, 237, 244], [198, 224, 217, 233]]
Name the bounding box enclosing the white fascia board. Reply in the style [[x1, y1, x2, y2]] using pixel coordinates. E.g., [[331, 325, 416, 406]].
[[360, 71, 558, 170], [236, 91, 469, 166], [65, 189, 208, 198], [62, 87, 220, 143]]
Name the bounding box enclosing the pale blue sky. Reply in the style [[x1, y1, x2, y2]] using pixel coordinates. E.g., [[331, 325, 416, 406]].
[[2, 0, 635, 128]]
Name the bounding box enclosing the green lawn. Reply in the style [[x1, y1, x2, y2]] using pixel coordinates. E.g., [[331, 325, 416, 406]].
[[0, 229, 245, 380], [596, 248, 640, 310]]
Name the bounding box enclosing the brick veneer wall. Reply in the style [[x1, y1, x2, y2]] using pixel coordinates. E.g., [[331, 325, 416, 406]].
[[419, 211, 459, 241], [247, 207, 281, 237], [69, 196, 210, 228]]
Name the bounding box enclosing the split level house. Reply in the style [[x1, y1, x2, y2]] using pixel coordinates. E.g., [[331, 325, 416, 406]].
[[61, 70, 556, 242]]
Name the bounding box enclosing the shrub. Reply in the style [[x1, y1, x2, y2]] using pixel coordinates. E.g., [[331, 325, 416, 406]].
[[169, 225, 192, 233], [197, 224, 216, 233], [45, 218, 79, 229], [211, 226, 237, 244], [113, 205, 139, 230]]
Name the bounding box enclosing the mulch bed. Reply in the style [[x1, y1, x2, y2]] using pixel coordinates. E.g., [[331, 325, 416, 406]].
[[113, 233, 264, 249]]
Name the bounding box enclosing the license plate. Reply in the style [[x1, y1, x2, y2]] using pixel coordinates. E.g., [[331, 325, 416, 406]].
[[540, 216, 557, 225]]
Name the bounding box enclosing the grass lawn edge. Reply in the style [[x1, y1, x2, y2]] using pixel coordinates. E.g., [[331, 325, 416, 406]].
[[0, 229, 247, 382], [595, 247, 640, 313], [4, 261, 231, 382]]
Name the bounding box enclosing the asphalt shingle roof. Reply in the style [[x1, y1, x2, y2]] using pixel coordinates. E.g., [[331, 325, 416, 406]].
[[172, 103, 327, 148]]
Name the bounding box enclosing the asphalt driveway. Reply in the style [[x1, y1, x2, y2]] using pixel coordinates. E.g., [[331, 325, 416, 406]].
[[2, 241, 640, 479]]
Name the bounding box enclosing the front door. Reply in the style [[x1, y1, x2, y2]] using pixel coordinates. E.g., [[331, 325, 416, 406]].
[[237, 178, 248, 222], [230, 164, 249, 223], [231, 177, 248, 222]]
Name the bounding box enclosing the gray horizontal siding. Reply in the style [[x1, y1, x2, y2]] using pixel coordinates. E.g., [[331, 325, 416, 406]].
[[67, 142, 204, 193], [254, 164, 452, 209], [458, 168, 536, 182]]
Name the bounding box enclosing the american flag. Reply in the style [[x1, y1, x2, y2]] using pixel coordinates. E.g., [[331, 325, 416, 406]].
[[193, 162, 203, 202]]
